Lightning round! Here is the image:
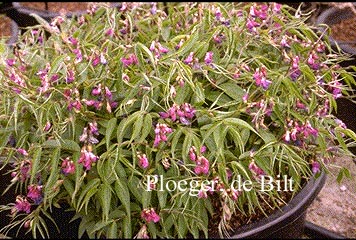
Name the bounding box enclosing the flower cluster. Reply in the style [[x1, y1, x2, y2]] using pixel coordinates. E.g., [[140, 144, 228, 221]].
[[159, 103, 196, 125]]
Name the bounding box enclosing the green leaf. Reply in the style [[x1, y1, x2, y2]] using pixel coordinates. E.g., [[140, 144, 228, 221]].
[[161, 26, 171, 42], [192, 82, 205, 105], [98, 183, 112, 221], [130, 114, 144, 143], [223, 118, 260, 137], [30, 147, 42, 185], [61, 139, 81, 152], [44, 148, 61, 204], [77, 178, 101, 212], [49, 55, 66, 75], [177, 214, 188, 238], [139, 113, 152, 143], [114, 178, 131, 216], [219, 82, 245, 101], [128, 176, 143, 204], [42, 139, 80, 152], [142, 189, 152, 209], [107, 221, 118, 239], [157, 189, 168, 209], [106, 117, 117, 150], [122, 215, 132, 238], [91, 220, 113, 234]]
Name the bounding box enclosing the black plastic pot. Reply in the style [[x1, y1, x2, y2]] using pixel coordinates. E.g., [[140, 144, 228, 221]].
[[6, 20, 19, 46], [226, 172, 326, 239]]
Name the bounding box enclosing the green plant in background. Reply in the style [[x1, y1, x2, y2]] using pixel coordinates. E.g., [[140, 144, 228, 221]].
[[0, 2, 355, 238]]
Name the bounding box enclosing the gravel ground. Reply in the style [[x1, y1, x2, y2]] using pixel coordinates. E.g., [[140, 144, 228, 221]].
[[306, 156, 356, 238]]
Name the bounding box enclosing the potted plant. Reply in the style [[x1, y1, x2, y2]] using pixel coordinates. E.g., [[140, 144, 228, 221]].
[[0, 2, 355, 239]]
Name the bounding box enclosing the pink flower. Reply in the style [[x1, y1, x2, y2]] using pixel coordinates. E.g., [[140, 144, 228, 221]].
[[189, 147, 197, 161], [121, 54, 138, 67], [43, 121, 52, 131], [27, 184, 43, 204], [78, 148, 99, 171], [141, 208, 160, 223], [138, 153, 149, 169], [6, 58, 16, 67], [204, 51, 213, 65], [311, 161, 320, 174], [17, 148, 28, 156], [194, 156, 210, 175], [198, 189, 208, 199], [136, 225, 149, 239], [13, 196, 31, 214], [249, 161, 265, 176], [105, 28, 114, 37], [61, 157, 76, 175], [183, 52, 194, 65], [253, 67, 271, 90], [153, 123, 173, 147], [66, 69, 75, 83]]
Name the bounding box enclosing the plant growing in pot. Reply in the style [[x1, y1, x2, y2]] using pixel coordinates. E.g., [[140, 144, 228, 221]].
[[0, 2, 355, 239]]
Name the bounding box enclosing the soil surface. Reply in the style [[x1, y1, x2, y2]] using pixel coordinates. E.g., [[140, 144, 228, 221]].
[[0, 15, 13, 37], [330, 16, 356, 47], [20, 2, 93, 13]]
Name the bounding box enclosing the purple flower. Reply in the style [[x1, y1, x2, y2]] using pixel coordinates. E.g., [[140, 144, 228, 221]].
[[68, 36, 78, 46], [307, 52, 320, 70], [311, 161, 320, 174], [92, 84, 102, 96], [141, 208, 160, 223], [272, 3, 282, 13], [121, 54, 138, 67], [19, 160, 31, 182], [27, 184, 43, 205], [157, 42, 169, 54], [242, 93, 249, 103], [249, 160, 265, 176], [198, 189, 208, 199], [89, 121, 99, 136], [66, 69, 75, 83], [183, 52, 194, 65], [6, 58, 16, 67], [136, 225, 149, 239], [153, 123, 173, 147], [253, 67, 272, 90], [105, 87, 112, 100], [73, 48, 83, 63], [92, 55, 100, 67], [138, 153, 149, 169], [194, 156, 210, 175], [13, 196, 31, 214], [43, 121, 52, 131], [246, 18, 260, 32], [204, 51, 213, 65], [17, 148, 28, 156], [61, 157, 76, 175], [175, 39, 184, 50], [189, 146, 197, 161], [100, 53, 107, 65], [78, 148, 99, 171], [106, 28, 114, 37]]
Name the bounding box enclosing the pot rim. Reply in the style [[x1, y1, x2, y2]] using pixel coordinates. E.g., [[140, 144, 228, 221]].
[[228, 171, 326, 238]]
